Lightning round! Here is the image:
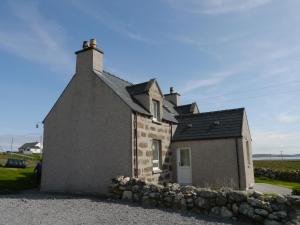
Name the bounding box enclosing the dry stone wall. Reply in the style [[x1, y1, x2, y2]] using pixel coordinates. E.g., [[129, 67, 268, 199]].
[[109, 176, 300, 225], [136, 114, 172, 183], [255, 168, 300, 183]]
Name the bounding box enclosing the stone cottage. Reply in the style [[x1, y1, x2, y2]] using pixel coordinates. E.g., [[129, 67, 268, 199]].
[[41, 39, 254, 194]]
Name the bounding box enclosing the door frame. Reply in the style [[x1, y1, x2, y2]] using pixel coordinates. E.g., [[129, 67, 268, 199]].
[[176, 147, 192, 184]]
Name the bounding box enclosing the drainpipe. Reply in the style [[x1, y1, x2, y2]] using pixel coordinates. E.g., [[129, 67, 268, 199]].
[[134, 113, 138, 177], [235, 138, 241, 190]]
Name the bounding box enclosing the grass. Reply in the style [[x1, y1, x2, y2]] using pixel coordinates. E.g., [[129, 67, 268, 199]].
[[0, 166, 37, 192], [0, 152, 41, 167], [255, 176, 300, 190], [253, 160, 300, 171]]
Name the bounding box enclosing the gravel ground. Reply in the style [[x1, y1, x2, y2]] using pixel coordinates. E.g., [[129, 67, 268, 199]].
[[0, 193, 252, 225], [254, 183, 292, 195]]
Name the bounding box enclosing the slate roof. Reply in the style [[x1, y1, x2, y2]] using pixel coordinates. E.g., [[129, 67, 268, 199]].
[[175, 103, 198, 115], [19, 142, 40, 149], [95, 71, 178, 123], [173, 108, 245, 141]]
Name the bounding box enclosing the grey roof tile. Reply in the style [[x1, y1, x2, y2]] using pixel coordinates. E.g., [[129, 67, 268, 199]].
[[173, 108, 245, 141], [95, 71, 178, 123]]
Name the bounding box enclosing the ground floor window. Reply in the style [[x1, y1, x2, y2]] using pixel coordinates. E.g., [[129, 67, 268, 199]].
[[152, 140, 161, 171]]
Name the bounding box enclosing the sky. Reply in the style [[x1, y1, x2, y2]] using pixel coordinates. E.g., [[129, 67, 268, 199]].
[[0, 0, 300, 154]]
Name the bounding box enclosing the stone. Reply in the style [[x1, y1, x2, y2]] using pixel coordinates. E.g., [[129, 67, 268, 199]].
[[264, 219, 283, 225], [228, 190, 247, 202], [232, 203, 239, 215], [252, 190, 264, 198], [248, 197, 266, 208], [276, 195, 287, 204], [216, 192, 227, 206], [273, 211, 287, 219], [198, 188, 218, 199], [210, 207, 220, 216], [239, 202, 254, 217], [122, 191, 132, 201], [195, 197, 210, 209], [255, 208, 269, 217], [220, 206, 233, 218]]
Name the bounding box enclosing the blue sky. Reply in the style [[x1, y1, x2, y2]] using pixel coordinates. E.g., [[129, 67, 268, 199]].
[[0, 0, 300, 154]]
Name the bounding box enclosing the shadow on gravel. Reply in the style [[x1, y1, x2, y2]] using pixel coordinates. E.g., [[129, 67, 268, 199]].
[[0, 192, 252, 225]]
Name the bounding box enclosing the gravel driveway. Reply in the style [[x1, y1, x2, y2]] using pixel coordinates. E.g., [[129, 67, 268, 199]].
[[0, 193, 252, 225], [254, 183, 292, 195]]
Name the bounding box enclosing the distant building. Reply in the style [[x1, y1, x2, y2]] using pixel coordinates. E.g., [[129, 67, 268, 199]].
[[18, 142, 42, 154]]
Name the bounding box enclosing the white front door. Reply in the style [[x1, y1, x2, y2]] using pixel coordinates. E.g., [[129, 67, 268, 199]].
[[177, 148, 192, 184]]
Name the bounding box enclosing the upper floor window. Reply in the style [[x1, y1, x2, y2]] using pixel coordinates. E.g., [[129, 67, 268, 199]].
[[152, 99, 160, 121]]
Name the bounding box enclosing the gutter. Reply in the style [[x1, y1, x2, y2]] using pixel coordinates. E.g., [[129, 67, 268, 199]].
[[235, 138, 241, 190]]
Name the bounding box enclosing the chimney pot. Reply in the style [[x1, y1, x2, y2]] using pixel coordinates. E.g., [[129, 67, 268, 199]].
[[90, 38, 97, 48], [82, 41, 90, 49]]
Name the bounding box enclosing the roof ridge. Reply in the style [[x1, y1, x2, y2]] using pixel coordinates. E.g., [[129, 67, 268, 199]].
[[177, 107, 245, 118], [175, 103, 193, 108], [103, 70, 133, 85]]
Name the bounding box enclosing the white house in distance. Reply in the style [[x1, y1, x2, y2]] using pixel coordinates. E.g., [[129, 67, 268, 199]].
[[18, 142, 42, 154]]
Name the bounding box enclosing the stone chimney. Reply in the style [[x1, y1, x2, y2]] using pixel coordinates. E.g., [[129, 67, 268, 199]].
[[164, 87, 180, 106], [75, 38, 104, 73]]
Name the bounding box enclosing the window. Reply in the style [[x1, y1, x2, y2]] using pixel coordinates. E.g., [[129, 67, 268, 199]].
[[152, 140, 161, 171], [152, 99, 160, 121], [179, 148, 191, 167]]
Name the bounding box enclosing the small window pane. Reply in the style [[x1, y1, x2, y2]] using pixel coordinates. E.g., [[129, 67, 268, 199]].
[[152, 140, 161, 170], [180, 149, 190, 166], [152, 100, 159, 120]]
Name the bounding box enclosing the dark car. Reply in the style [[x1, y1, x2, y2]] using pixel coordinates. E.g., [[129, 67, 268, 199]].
[[5, 159, 27, 168]]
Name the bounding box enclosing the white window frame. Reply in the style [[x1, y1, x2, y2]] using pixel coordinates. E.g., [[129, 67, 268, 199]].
[[152, 140, 161, 171], [152, 99, 160, 121]]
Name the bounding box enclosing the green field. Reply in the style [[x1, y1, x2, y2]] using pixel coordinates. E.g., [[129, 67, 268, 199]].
[[0, 167, 37, 192], [0, 152, 41, 167], [253, 160, 300, 171], [255, 176, 300, 189]]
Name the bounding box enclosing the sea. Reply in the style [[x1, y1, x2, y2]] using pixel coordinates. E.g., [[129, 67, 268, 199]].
[[253, 156, 300, 160]]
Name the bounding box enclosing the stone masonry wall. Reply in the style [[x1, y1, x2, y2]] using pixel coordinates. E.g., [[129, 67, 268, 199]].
[[110, 176, 300, 225], [135, 114, 172, 184]]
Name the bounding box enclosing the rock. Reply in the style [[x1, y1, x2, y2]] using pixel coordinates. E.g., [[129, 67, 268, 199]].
[[195, 197, 210, 209], [273, 211, 287, 219], [132, 185, 140, 192], [210, 206, 220, 216], [220, 206, 233, 218], [276, 195, 287, 204], [252, 190, 264, 198], [255, 208, 269, 217], [232, 203, 239, 215], [239, 202, 254, 217], [264, 219, 283, 225], [198, 188, 218, 199], [216, 192, 227, 206], [228, 190, 247, 202], [248, 197, 266, 208], [269, 213, 279, 220], [133, 193, 140, 201], [122, 191, 132, 201]]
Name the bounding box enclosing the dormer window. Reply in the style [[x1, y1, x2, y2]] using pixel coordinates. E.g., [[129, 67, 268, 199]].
[[152, 99, 160, 121]]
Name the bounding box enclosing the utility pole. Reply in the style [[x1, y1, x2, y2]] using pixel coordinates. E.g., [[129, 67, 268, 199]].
[[280, 150, 284, 161]]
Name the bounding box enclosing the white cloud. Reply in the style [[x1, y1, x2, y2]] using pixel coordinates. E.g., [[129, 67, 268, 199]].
[[181, 70, 238, 93], [70, 1, 156, 44], [166, 0, 273, 15], [278, 113, 300, 123], [252, 130, 300, 154], [0, 1, 73, 73]]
